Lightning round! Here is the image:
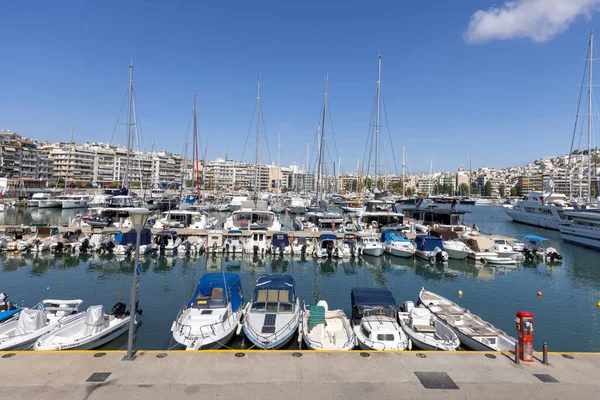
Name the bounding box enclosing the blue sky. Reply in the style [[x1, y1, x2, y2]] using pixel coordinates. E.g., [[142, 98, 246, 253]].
[[1, 0, 599, 173]]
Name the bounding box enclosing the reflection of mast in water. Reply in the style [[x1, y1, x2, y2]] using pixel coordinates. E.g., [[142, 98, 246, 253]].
[[313, 260, 320, 304]]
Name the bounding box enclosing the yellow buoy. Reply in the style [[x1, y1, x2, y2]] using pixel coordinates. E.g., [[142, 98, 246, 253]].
[[537, 291, 542, 297], [597, 301, 600, 307], [458, 290, 463, 297], [13, 250, 19, 255]]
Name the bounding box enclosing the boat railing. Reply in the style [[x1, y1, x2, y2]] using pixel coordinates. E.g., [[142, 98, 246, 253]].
[[244, 299, 300, 345], [174, 309, 241, 341]]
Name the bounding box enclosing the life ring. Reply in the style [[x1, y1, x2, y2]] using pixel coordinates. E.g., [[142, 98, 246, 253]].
[[433, 224, 439, 229]]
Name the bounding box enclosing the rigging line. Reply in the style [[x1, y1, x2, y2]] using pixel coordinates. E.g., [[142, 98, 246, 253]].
[[365, 94, 378, 183], [259, 103, 273, 165], [326, 101, 340, 163], [239, 103, 257, 162], [362, 92, 378, 173], [568, 37, 591, 171], [180, 104, 195, 157], [132, 91, 145, 151], [381, 94, 399, 176], [109, 86, 129, 146], [308, 124, 319, 173]]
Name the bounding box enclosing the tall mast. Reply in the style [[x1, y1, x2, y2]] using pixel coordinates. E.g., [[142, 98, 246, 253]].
[[277, 132, 281, 200], [588, 30, 594, 202], [124, 63, 133, 189], [255, 76, 261, 200], [401, 143, 405, 196], [193, 94, 201, 200], [316, 74, 328, 202], [64, 124, 75, 191], [375, 54, 382, 191], [468, 149, 472, 193]]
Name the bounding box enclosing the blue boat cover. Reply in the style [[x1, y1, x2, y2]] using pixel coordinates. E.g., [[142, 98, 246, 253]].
[[227, 230, 243, 235], [0, 308, 21, 323], [414, 235, 445, 251], [319, 233, 337, 241], [272, 233, 290, 247], [119, 229, 152, 246], [187, 273, 244, 312], [254, 274, 296, 301], [381, 230, 409, 243], [185, 195, 198, 204], [104, 187, 128, 196], [156, 230, 177, 236], [523, 234, 548, 243], [351, 287, 396, 308]]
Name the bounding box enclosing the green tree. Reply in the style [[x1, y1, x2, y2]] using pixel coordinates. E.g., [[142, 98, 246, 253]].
[[364, 177, 373, 189], [391, 181, 403, 194], [499, 183, 506, 198], [510, 187, 517, 197], [405, 187, 414, 197], [458, 183, 470, 196], [109, 182, 120, 189], [592, 186, 598, 198], [484, 181, 493, 197]]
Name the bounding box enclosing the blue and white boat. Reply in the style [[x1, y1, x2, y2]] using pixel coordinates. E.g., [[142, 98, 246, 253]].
[[381, 229, 414, 258], [243, 274, 300, 349], [171, 273, 244, 350], [315, 233, 338, 258], [0, 293, 21, 324], [414, 235, 448, 262]]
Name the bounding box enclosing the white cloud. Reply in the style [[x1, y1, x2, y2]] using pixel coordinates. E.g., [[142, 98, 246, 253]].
[[465, 0, 600, 43]]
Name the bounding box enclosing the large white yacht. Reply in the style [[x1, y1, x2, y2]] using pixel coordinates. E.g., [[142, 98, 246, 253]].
[[503, 181, 572, 230], [559, 210, 600, 250], [223, 200, 282, 231]]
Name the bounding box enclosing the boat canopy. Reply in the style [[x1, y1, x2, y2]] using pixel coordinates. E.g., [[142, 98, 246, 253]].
[[523, 234, 548, 243], [272, 233, 290, 247], [414, 235, 445, 251], [104, 187, 128, 196], [381, 230, 410, 243], [156, 230, 177, 236], [119, 228, 153, 246], [188, 273, 244, 312], [429, 229, 459, 240], [16, 309, 46, 335], [351, 287, 397, 321], [185, 195, 198, 204], [319, 234, 338, 241]]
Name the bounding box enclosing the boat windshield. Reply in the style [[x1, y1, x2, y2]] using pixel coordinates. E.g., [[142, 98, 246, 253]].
[[192, 287, 228, 309], [252, 289, 294, 313]]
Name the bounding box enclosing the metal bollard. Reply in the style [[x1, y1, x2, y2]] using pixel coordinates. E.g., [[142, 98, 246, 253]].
[[515, 342, 520, 364], [543, 342, 549, 365]]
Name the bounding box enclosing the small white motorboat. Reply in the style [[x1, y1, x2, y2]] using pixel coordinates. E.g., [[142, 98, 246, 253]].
[[443, 240, 473, 260], [351, 288, 408, 351], [152, 230, 182, 255], [244, 232, 270, 255], [419, 288, 516, 351], [0, 299, 84, 350], [171, 273, 244, 350], [271, 233, 292, 256], [398, 301, 460, 351], [223, 230, 244, 254], [243, 274, 300, 350], [114, 228, 153, 256], [290, 236, 314, 257], [381, 229, 415, 258], [357, 234, 384, 257], [34, 302, 134, 351], [301, 300, 355, 351]]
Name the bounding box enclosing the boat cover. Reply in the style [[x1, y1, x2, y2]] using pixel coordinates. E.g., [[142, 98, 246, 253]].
[[414, 235, 445, 251], [119, 229, 152, 246], [272, 233, 290, 247], [185, 195, 198, 204], [83, 305, 105, 336], [308, 305, 326, 330], [187, 273, 244, 312], [523, 234, 548, 243], [410, 307, 431, 320], [381, 230, 410, 243], [104, 187, 128, 196], [319, 234, 337, 241], [16, 309, 46, 335], [253, 274, 296, 302], [156, 230, 177, 236]]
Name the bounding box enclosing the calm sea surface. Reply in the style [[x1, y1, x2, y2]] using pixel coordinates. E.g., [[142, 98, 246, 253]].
[[1, 205, 599, 351]]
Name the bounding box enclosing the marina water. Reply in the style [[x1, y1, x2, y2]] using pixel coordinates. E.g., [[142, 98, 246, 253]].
[[1, 205, 599, 351]]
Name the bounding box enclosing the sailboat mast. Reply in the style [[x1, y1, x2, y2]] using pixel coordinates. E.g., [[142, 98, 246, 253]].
[[588, 30, 594, 202], [255, 76, 261, 200], [277, 132, 281, 199], [316, 75, 328, 202], [193, 94, 201, 200], [375, 54, 382, 191], [124, 63, 133, 189], [64, 125, 75, 191], [402, 143, 405, 196]]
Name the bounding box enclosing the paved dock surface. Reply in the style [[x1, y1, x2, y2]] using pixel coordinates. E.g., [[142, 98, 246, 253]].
[[1, 351, 599, 399]]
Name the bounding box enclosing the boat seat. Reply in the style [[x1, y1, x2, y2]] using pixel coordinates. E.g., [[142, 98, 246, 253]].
[[211, 288, 224, 298], [413, 324, 436, 333]]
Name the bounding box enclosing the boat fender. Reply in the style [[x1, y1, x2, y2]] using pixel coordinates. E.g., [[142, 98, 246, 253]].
[[298, 318, 303, 343], [407, 338, 412, 351], [236, 322, 243, 336], [171, 321, 176, 332]]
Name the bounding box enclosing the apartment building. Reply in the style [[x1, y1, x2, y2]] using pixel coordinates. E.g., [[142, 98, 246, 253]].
[[0, 130, 49, 181]]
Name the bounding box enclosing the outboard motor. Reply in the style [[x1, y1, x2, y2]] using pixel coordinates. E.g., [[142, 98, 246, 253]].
[[212, 241, 217, 252], [106, 240, 115, 252], [326, 242, 333, 258], [435, 250, 445, 263], [301, 243, 307, 256], [80, 238, 90, 253], [523, 248, 535, 262], [253, 244, 259, 256], [546, 248, 562, 261], [184, 241, 191, 254], [111, 302, 127, 318], [349, 241, 356, 257], [225, 243, 230, 254], [125, 243, 135, 256], [403, 301, 415, 313], [54, 241, 64, 252], [279, 244, 284, 257]]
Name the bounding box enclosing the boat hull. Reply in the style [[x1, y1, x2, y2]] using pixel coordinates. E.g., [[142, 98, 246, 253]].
[[504, 208, 563, 230], [39, 201, 61, 209], [445, 248, 469, 260], [34, 318, 130, 351], [384, 246, 414, 258], [560, 231, 600, 250], [363, 247, 384, 257]]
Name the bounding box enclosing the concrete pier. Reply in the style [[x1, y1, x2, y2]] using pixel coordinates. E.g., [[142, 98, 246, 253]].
[[1, 350, 599, 399]]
